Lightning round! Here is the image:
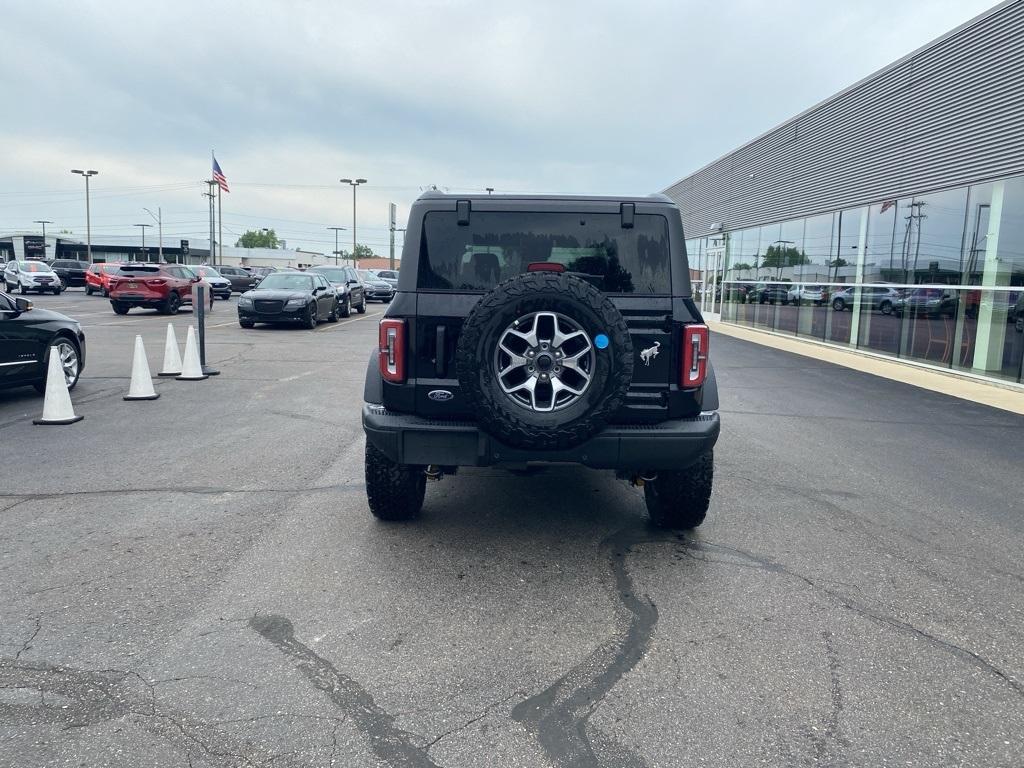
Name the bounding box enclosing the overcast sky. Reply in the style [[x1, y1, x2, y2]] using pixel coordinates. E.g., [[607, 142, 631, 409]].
[[0, 0, 999, 256]]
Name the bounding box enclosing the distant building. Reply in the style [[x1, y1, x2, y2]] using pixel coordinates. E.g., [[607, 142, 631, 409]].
[[0, 233, 328, 270]]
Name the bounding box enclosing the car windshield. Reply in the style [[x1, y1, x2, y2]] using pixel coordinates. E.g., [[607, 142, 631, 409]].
[[19, 261, 52, 273], [198, 267, 221, 278], [357, 270, 376, 281], [256, 273, 313, 291], [418, 211, 672, 293], [310, 268, 348, 282]]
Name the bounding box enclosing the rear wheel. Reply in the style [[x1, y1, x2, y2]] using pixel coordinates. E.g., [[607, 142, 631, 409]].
[[832, 298, 846, 311], [111, 302, 130, 315], [880, 300, 893, 315], [365, 440, 426, 521], [85, 285, 94, 296], [643, 451, 714, 529], [163, 292, 181, 315]]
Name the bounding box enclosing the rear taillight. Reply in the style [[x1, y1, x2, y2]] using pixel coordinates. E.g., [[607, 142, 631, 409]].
[[681, 324, 709, 389], [379, 318, 406, 383]]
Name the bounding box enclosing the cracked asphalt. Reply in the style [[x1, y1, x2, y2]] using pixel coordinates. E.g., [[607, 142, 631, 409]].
[[2, 289, 1023, 767]]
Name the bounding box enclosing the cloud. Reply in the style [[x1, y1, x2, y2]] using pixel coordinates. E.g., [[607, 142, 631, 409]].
[[0, 0, 998, 252]]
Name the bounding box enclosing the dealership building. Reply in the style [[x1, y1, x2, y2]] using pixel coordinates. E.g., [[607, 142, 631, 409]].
[[664, 0, 1024, 387], [0, 233, 329, 270]]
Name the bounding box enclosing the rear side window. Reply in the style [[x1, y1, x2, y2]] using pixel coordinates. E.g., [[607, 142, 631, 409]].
[[418, 211, 672, 294]]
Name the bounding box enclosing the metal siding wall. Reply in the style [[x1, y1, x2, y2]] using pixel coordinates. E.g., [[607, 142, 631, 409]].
[[665, 1, 1024, 236]]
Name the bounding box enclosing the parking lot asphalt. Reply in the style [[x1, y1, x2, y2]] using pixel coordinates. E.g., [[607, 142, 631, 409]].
[[2, 289, 1022, 768]]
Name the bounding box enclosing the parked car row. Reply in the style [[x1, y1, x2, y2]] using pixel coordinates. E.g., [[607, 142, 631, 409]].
[[235, 267, 398, 329]]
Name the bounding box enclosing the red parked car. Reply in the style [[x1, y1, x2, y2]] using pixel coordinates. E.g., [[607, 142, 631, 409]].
[[108, 263, 214, 315], [84, 262, 123, 296]]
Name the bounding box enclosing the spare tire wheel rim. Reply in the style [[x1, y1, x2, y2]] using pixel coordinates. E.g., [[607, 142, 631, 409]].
[[495, 311, 595, 412]]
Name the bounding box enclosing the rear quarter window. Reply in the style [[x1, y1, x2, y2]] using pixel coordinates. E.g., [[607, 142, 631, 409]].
[[418, 211, 672, 294]]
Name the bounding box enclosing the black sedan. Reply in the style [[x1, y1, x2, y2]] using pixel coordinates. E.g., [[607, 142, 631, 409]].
[[216, 265, 257, 293], [236, 271, 339, 329], [307, 265, 367, 317], [0, 290, 86, 394]]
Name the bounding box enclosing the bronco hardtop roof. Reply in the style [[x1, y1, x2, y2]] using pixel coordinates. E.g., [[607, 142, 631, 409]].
[[416, 191, 675, 205]]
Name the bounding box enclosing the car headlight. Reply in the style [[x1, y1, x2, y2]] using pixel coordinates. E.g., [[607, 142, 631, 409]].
[[237, 296, 253, 307], [286, 298, 306, 307]]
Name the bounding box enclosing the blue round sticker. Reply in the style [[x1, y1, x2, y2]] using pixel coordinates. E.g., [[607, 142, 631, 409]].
[[594, 333, 609, 350]]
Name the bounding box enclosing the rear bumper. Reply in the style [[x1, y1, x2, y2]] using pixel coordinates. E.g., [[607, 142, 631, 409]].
[[362, 405, 720, 470], [110, 291, 165, 305]]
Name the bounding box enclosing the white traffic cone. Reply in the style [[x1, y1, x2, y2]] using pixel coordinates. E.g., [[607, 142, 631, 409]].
[[124, 335, 160, 401], [33, 347, 84, 425], [158, 323, 182, 377], [176, 326, 208, 381]]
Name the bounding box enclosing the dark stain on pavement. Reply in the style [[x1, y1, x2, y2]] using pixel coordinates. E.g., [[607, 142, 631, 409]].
[[249, 613, 443, 767], [511, 522, 662, 768]]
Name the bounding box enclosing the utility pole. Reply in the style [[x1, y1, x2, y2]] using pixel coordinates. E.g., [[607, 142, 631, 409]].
[[340, 178, 367, 266], [327, 226, 346, 266], [388, 203, 396, 270], [218, 185, 223, 265], [143, 207, 163, 262], [204, 181, 217, 265], [34, 220, 53, 257], [134, 223, 151, 261], [907, 201, 927, 280], [485, 187, 494, 195], [70, 169, 98, 262]]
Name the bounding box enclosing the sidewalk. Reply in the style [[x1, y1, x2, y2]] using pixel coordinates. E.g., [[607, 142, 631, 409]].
[[708, 320, 1024, 416]]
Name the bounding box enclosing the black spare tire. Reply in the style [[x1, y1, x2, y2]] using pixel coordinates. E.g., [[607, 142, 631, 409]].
[[455, 272, 633, 451]]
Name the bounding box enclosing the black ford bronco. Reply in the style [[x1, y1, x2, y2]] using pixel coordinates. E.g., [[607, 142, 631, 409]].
[[362, 192, 720, 527]]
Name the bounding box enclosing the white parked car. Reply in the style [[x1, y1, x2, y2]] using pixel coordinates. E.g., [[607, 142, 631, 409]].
[[786, 284, 828, 305], [3, 260, 63, 295]]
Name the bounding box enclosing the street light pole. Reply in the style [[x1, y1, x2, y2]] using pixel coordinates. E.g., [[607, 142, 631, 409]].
[[70, 169, 98, 262], [34, 220, 53, 257], [135, 223, 151, 261], [340, 178, 367, 266], [327, 226, 346, 266], [143, 207, 163, 262]]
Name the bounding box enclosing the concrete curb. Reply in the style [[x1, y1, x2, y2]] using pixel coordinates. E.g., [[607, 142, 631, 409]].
[[708, 319, 1024, 416]]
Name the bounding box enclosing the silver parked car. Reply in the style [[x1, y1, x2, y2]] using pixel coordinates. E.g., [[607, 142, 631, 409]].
[[4, 260, 63, 295]]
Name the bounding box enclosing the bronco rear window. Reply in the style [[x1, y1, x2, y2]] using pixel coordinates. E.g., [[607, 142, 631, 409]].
[[418, 211, 672, 293]]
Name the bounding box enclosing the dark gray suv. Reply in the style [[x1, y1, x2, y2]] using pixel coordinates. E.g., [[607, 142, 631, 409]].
[[362, 192, 720, 528]]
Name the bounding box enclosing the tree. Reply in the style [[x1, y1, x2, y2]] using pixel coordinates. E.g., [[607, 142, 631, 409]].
[[338, 244, 376, 261], [761, 245, 810, 273], [236, 229, 279, 249], [731, 262, 753, 272]]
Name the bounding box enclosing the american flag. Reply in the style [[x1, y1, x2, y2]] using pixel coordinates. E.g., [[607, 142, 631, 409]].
[[212, 157, 230, 193]]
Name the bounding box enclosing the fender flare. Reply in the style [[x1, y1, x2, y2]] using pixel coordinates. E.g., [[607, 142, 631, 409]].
[[363, 349, 383, 404]]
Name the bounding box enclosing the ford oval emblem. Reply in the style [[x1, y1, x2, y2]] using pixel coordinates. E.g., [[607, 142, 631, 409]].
[[427, 389, 454, 402]]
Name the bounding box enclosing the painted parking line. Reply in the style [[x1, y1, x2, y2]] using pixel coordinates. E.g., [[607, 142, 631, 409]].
[[316, 308, 385, 331]]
